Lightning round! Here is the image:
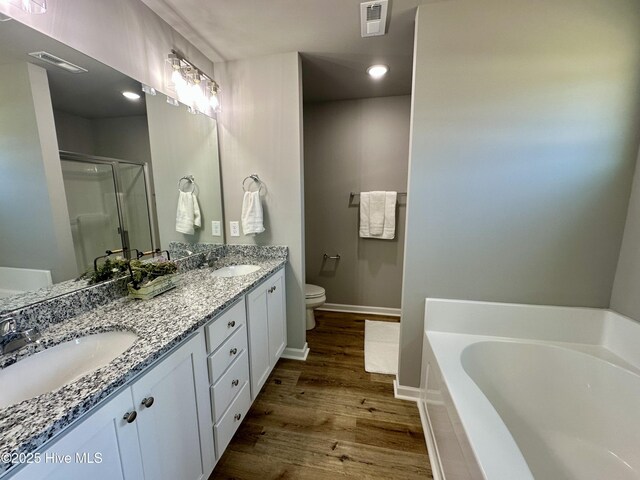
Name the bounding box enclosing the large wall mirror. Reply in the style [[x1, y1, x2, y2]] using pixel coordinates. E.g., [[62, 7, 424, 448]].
[[0, 19, 224, 313]]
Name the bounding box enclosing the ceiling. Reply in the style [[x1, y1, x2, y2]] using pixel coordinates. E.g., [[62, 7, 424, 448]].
[[140, 0, 421, 102], [0, 19, 145, 118]]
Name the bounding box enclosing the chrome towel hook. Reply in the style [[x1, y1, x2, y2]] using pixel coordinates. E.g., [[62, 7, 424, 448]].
[[242, 174, 266, 194]]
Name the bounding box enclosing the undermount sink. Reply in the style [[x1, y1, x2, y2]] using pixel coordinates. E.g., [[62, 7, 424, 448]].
[[0, 331, 138, 409], [212, 265, 261, 278]]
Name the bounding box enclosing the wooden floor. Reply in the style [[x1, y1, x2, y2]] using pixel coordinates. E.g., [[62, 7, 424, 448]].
[[210, 310, 432, 479]]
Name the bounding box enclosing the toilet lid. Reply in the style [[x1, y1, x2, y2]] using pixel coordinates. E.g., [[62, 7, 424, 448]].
[[305, 284, 325, 299]]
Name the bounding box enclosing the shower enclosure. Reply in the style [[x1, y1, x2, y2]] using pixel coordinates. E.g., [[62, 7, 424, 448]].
[[60, 151, 157, 275]]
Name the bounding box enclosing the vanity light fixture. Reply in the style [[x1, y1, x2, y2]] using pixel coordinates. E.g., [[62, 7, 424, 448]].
[[5, 0, 46, 14], [367, 64, 389, 79], [141, 84, 156, 96], [122, 91, 141, 100], [166, 50, 221, 116]]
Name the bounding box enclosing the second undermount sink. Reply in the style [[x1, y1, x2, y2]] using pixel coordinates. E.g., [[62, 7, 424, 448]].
[[212, 265, 261, 278], [0, 331, 138, 409]]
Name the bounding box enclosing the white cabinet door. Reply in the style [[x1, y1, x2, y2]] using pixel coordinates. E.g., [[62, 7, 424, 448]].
[[267, 270, 286, 367], [131, 333, 213, 480], [246, 281, 270, 400], [8, 388, 143, 480]]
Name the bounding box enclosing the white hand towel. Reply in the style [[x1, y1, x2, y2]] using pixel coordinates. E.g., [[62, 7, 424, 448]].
[[359, 191, 397, 240], [241, 191, 265, 235], [368, 191, 386, 236], [175, 191, 201, 235], [382, 191, 397, 239], [359, 192, 371, 237]]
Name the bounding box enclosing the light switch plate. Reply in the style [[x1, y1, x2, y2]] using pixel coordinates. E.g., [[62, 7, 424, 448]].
[[230, 221, 240, 237], [211, 221, 221, 236]]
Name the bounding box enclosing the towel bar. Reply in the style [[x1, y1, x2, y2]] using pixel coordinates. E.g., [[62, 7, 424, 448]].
[[323, 254, 341, 260]]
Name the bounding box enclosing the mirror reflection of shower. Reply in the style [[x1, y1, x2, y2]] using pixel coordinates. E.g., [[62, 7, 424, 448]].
[[60, 153, 155, 275]]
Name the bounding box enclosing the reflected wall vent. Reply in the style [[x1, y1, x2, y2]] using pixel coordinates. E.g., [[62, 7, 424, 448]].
[[28, 51, 88, 73], [360, 0, 388, 37]]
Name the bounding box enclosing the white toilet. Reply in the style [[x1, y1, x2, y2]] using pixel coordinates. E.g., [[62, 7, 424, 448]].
[[305, 283, 326, 330]]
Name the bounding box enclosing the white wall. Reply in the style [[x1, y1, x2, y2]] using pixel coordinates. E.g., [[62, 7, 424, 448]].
[[0, 0, 214, 97], [0, 63, 76, 282], [146, 93, 223, 247], [216, 52, 306, 351], [399, 0, 640, 388], [304, 96, 410, 308]]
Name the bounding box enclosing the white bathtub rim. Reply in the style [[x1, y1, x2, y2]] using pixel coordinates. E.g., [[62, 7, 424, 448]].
[[428, 331, 640, 480], [428, 332, 535, 480]]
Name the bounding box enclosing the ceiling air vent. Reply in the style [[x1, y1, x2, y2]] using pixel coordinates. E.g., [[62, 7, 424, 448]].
[[360, 0, 388, 37], [28, 51, 88, 73]]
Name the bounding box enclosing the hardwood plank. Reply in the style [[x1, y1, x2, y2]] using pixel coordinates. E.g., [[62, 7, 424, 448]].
[[210, 310, 432, 479]]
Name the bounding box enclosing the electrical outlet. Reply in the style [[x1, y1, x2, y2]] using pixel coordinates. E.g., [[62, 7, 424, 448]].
[[230, 221, 240, 237], [211, 221, 221, 236]]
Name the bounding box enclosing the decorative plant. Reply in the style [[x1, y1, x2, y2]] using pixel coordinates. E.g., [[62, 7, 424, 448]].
[[89, 257, 130, 284], [128, 259, 177, 288]]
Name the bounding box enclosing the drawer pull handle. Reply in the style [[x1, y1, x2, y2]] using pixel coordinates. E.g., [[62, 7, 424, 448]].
[[232, 379, 239, 387], [230, 347, 238, 355], [123, 411, 137, 423], [234, 413, 242, 421], [141, 397, 155, 408], [228, 320, 236, 328]]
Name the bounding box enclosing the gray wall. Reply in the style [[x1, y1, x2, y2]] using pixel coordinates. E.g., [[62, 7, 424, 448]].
[[611, 150, 640, 320], [0, 0, 214, 97], [399, 0, 640, 387], [55, 111, 152, 164], [216, 52, 306, 352], [146, 93, 223, 247], [304, 96, 410, 308], [0, 63, 76, 282]]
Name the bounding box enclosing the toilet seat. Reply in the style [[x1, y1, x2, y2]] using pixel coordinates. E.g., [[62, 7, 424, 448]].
[[305, 284, 325, 299]]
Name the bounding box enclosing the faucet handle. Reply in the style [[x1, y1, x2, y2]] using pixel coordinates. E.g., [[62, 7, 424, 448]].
[[0, 318, 17, 336]]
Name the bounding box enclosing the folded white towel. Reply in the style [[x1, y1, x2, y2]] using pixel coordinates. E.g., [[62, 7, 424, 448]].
[[176, 191, 201, 235], [241, 191, 265, 235], [359, 191, 397, 240], [368, 191, 386, 236]]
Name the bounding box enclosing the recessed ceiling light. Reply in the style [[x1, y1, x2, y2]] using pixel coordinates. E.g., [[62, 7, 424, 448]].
[[367, 64, 389, 79], [122, 91, 141, 100]]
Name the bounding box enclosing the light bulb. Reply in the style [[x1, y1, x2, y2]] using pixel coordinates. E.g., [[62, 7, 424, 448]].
[[366, 64, 389, 79]]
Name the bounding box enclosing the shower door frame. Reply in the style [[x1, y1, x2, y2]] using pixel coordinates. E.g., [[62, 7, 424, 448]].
[[59, 150, 160, 258]]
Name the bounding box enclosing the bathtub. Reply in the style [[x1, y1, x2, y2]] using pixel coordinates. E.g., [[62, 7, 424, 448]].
[[419, 299, 640, 480]]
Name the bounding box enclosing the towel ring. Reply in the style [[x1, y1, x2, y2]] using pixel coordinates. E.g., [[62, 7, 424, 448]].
[[242, 174, 265, 194], [178, 175, 197, 193]]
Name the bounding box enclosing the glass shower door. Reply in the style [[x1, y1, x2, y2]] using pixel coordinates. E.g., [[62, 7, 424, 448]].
[[61, 160, 123, 274], [119, 163, 153, 254]]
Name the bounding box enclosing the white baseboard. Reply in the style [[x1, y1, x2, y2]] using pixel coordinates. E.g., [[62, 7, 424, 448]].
[[281, 342, 310, 361], [418, 400, 445, 480], [393, 378, 421, 402], [318, 303, 401, 317]]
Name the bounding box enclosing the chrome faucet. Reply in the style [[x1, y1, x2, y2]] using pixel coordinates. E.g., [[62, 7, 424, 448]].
[[0, 317, 40, 355]]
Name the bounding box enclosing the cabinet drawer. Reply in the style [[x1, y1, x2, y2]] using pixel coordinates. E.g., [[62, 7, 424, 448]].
[[208, 324, 248, 384], [214, 381, 251, 458], [205, 298, 246, 354], [210, 350, 249, 421]]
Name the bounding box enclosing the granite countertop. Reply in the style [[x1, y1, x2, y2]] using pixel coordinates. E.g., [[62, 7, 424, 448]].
[[0, 254, 286, 475]]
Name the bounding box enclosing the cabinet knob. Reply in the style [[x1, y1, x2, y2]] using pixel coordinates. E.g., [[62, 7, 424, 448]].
[[268, 287, 274, 293], [234, 413, 242, 421], [228, 320, 236, 328], [273, 285, 277, 292], [141, 397, 155, 408], [232, 379, 239, 387], [230, 347, 238, 355], [123, 411, 137, 423]]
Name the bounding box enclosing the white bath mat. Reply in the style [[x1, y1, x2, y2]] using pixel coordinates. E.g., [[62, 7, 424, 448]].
[[364, 320, 400, 375]]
